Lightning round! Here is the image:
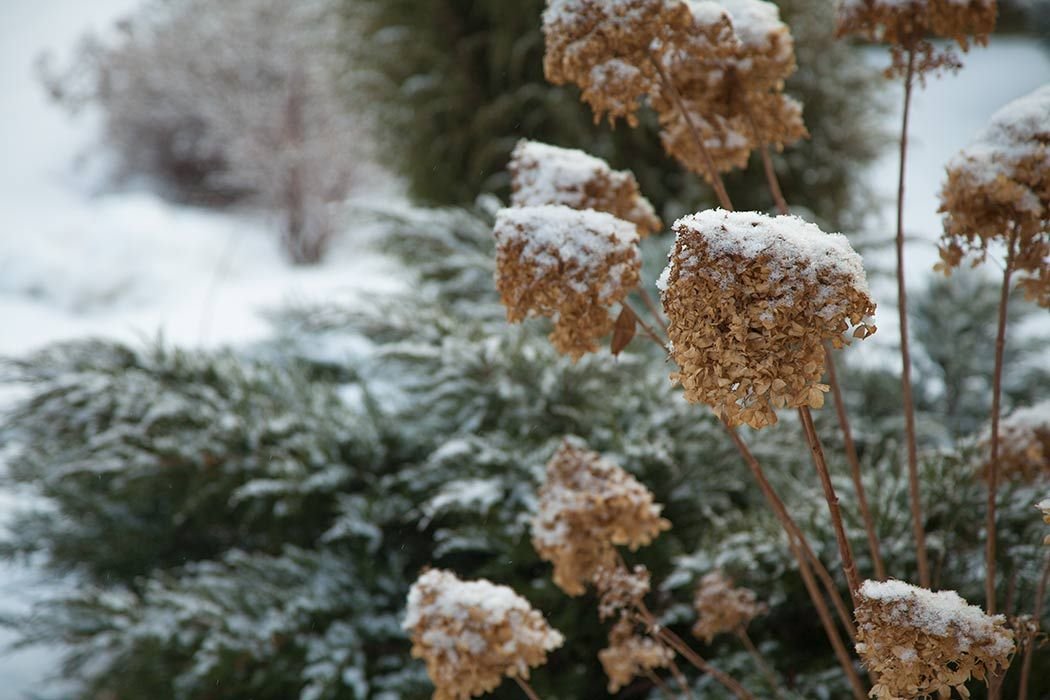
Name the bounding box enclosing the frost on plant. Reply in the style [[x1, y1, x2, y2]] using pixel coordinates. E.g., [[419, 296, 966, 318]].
[[691, 570, 767, 643], [598, 617, 675, 693], [403, 569, 564, 700], [509, 139, 661, 236], [938, 84, 1050, 307], [854, 579, 1015, 700], [659, 209, 876, 428], [492, 205, 641, 360], [531, 438, 670, 595]]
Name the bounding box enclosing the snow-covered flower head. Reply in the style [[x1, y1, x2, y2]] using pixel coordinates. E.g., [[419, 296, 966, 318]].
[[938, 85, 1050, 308], [854, 579, 1015, 700], [836, 0, 996, 76], [691, 570, 767, 642], [599, 617, 674, 692], [979, 400, 1050, 483], [531, 438, 671, 596], [493, 205, 641, 360], [542, 0, 699, 126], [509, 140, 661, 236], [659, 210, 876, 429], [594, 564, 652, 621], [403, 569, 564, 700]]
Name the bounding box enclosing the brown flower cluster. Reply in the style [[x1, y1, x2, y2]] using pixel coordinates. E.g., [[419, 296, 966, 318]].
[[691, 570, 767, 643], [493, 204, 641, 360], [654, 0, 807, 180], [979, 401, 1050, 483], [836, 0, 996, 76], [659, 209, 876, 428], [599, 617, 675, 693], [594, 564, 652, 621], [509, 139, 661, 236], [938, 85, 1050, 308], [542, 0, 697, 126], [541, 0, 806, 181], [854, 579, 1015, 700], [531, 438, 671, 595], [404, 569, 565, 700]]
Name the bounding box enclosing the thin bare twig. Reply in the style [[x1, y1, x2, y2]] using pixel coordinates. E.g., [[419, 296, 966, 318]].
[[895, 43, 930, 588], [736, 629, 783, 700], [1018, 553, 1050, 700], [639, 286, 669, 334], [625, 301, 670, 354], [514, 676, 542, 700]]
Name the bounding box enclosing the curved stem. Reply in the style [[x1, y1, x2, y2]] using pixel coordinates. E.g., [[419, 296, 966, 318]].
[[825, 344, 887, 581], [1018, 553, 1050, 700], [513, 676, 542, 700], [648, 52, 734, 211], [895, 44, 930, 588], [625, 301, 670, 353], [736, 629, 783, 700], [799, 407, 862, 605], [639, 287, 669, 334], [986, 230, 1017, 616]]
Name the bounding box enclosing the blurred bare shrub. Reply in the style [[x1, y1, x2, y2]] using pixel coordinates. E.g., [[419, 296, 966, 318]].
[[40, 0, 370, 264]]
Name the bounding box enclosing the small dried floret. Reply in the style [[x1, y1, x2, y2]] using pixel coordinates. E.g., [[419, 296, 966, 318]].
[[1039, 497, 1050, 545], [493, 205, 641, 360], [594, 564, 652, 621], [509, 140, 661, 236], [542, 0, 694, 125], [599, 617, 674, 693], [979, 400, 1050, 483], [836, 0, 996, 76], [659, 210, 876, 429], [531, 438, 671, 596], [691, 570, 767, 642], [404, 569, 565, 700], [854, 579, 1015, 700], [938, 85, 1050, 308]]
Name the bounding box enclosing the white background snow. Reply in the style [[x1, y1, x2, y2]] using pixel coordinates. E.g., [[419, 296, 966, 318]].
[[0, 1, 1047, 695]]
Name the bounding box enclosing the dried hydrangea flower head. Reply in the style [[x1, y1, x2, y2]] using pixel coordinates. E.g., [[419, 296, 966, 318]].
[[531, 438, 671, 595], [542, 0, 696, 125], [854, 579, 1015, 700], [938, 85, 1050, 308], [509, 140, 661, 236], [979, 400, 1050, 483], [594, 564, 652, 621], [403, 569, 565, 700], [836, 0, 996, 76], [493, 205, 641, 360], [653, 0, 806, 178], [599, 617, 675, 692], [691, 570, 768, 643], [659, 210, 876, 429]]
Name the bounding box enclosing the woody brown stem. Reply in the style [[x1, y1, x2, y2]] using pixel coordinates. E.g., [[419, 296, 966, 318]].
[[1018, 553, 1050, 700], [625, 301, 670, 353], [644, 668, 683, 700], [736, 629, 783, 700], [825, 343, 887, 581], [514, 676, 542, 700], [639, 287, 669, 334], [896, 43, 930, 589], [722, 423, 858, 642], [986, 229, 1018, 616], [799, 407, 863, 605], [646, 621, 755, 700], [648, 52, 734, 211], [666, 660, 693, 699]]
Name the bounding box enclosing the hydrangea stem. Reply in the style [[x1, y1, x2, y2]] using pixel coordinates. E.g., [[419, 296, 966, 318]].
[[736, 629, 783, 700], [513, 676, 542, 700], [986, 228, 1018, 615], [895, 44, 931, 588], [1018, 553, 1050, 700]]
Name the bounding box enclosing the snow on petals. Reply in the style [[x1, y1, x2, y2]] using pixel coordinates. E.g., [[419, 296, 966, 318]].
[[404, 569, 564, 700]]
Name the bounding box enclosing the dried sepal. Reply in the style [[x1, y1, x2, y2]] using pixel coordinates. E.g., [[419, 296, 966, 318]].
[[691, 570, 767, 643], [938, 85, 1050, 308], [531, 438, 671, 596], [509, 140, 661, 236], [493, 205, 641, 360], [404, 569, 565, 700], [594, 564, 652, 621], [611, 305, 638, 356], [659, 209, 875, 429], [979, 400, 1050, 483], [854, 579, 1015, 700], [599, 617, 674, 693]]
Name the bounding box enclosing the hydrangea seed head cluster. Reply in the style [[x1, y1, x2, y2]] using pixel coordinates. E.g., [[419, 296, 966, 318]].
[[691, 570, 767, 642], [659, 209, 875, 428]]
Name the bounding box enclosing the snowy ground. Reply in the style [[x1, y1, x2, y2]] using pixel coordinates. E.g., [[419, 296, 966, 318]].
[[0, 1, 1047, 695]]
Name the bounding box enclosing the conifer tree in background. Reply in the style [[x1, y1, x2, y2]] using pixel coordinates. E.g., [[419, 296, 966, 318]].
[[345, 0, 886, 229]]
